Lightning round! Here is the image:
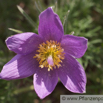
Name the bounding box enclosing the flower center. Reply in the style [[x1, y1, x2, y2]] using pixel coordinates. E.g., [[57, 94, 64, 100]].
[[34, 40, 65, 71]]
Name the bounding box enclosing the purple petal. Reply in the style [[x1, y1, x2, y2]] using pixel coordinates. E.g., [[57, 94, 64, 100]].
[[33, 68, 58, 99], [6, 32, 43, 55], [58, 53, 86, 93], [61, 35, 88, 58], [38, 7, 64, 42], [0, 53, 39, 80]]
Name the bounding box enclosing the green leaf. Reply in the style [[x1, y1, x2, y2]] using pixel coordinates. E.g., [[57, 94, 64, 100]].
[[8, 28, 23, 33], [54, 0, 58, 13], [13, 85, 34, 95], [17, 5, 36, 28], [35, 1, 42, 13], [63, 10, 70, 27], [63, 10, 70, 34], [90, 39, 102, 44], [70, 31, 74, 35]]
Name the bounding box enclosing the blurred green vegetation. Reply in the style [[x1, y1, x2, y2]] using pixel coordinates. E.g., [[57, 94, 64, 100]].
[[0, 0, 103, 103]]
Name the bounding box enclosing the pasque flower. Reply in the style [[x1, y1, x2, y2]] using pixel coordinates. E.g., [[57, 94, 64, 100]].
[[0, 7, 87, 99]]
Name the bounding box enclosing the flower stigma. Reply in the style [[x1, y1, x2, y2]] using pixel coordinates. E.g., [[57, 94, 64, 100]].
[[34, 40, 65, 71]]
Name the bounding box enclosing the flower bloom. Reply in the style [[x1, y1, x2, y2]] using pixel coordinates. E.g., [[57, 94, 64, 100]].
[[0, 7, 88, 99]]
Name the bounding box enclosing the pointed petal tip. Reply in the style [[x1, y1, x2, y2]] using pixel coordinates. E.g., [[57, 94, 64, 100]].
[[78, 87, 86, 93], [78, 89, 86, 94], [64, 86, 86, 94], [34, 82, 51, 99], [83, 90, 86, 93], [37, 93, 48, 99], [50, 6, 53, 9]]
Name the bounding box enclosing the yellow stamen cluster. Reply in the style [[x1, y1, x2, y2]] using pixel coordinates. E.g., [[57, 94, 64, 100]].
[[34, 40, 65, 71]]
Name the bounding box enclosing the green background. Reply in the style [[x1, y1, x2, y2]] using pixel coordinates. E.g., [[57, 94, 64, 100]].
[[0, 0, 103, 103]]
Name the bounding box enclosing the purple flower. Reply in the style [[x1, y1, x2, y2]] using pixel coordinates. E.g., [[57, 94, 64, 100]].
[[0, 7, 88, 99]]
